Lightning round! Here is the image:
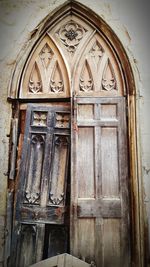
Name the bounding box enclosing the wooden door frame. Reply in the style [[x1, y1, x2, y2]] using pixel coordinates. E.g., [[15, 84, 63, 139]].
[[8, 1, 144, 266]]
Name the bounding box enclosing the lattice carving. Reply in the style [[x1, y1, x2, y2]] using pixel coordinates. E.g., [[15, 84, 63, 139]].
[[79, 60, 93, 92], [90, 41, 104, 68], [28, 63, 42, 94], [55, 112, 70, 128], [32, 111, 47, 126], [102, 60, 117, 91], [49, 61, 64, 93], [25, 135, 45, 204], [40, 43, 53, 68], [57, 21, 86, 53]]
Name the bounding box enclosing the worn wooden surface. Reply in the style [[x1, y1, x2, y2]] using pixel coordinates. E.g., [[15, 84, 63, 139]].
[[30, 253, 91, 267], [71, 97, 130, 267], [10, 103, 70, 266]]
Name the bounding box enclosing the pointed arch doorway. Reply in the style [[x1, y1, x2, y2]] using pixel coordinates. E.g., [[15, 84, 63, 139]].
[[8, 2, 142, 267]]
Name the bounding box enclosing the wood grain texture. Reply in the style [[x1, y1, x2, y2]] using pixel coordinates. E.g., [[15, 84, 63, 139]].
[[71, 97, 130, 266]]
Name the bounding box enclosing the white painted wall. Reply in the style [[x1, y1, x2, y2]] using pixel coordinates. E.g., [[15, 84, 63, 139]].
[[0, 0, 149, 266]]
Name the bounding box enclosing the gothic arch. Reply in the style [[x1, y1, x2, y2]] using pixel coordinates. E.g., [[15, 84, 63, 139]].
[[8, 1, 143, 266]]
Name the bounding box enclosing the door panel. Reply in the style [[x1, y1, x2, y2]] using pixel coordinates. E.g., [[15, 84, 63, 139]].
[[11, 104, 70, 267], [71, 96, 130, 267]]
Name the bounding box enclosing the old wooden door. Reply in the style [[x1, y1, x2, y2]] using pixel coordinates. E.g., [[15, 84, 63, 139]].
[[71, 97, 130, 267], [9, 11, 131, 267], [11, 104, 70, 267]]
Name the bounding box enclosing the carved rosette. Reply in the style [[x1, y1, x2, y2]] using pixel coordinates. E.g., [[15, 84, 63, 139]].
[[32, 112, 47, 126], [55, 112, 70, 128], [57, 21, 86, 53]]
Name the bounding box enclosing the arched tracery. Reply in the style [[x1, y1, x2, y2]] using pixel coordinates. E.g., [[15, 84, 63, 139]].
[[8, 2, 143, 267]]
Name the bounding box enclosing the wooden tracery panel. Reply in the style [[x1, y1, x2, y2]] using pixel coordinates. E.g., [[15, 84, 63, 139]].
[[74, 33, 124, 97], [20, 35, 70, 98], [16, 104, 70, 224]]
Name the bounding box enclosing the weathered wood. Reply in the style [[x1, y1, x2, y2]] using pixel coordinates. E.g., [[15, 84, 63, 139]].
[[16, 104, 70, 224], [9, 118, 18, 180], [47, 226, 68, 258], [11, 103, 71, 266], [71, 96, 130, 266], [77, 199, 121, 218], [4, 191, 13, 267], [29, 253, 91, 267]]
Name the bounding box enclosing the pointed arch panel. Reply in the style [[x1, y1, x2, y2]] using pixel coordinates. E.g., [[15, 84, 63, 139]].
[[20, 35, 70, 99]]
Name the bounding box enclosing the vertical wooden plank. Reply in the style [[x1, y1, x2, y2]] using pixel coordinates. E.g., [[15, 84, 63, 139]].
[[16, 224, 37, 267], [101, 127, 119, 196], [9, 118, 18, 180], [102, 219, 121, 267], [78, 219, 95, 263], [118, 99, 130, 267], [35, 224, 45, 263], [94, 103, 103, 266], [78, 127, 95, 198], [4, 191, 13, 267]]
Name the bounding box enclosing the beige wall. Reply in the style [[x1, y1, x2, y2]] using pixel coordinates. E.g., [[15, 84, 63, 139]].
[[0, 0, 150, 266]]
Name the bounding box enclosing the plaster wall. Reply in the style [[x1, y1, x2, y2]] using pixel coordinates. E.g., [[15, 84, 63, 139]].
[[0, 0, 150, 266]]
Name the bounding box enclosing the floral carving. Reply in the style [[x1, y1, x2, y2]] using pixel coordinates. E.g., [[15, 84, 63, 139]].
[[79, 60, 93, 92], [49, 61, 64, 93], [25, 191, 40, 204], [40, 43, 53, 68], [80, 78, 93, 92], [49, 193, 64, 205], [102, 77, 116, 91], [102, 61, 117, 91], [29, 79, 42, 94], [32, 112, 47, 126], [28, 63, 42, 94], [55, 112, 70, 128], [57, 21, 86, 53], [50, 80, 64, 93]]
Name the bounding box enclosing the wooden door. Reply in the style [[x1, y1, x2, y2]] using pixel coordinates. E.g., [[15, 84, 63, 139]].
[[71, 96, 130, 267], [11, 103, 70, 267]]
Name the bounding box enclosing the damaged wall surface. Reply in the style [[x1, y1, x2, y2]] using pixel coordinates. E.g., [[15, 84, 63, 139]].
[[0, 0, 150, 266]]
